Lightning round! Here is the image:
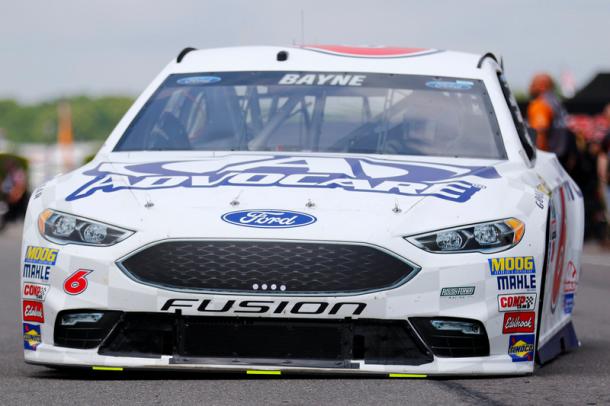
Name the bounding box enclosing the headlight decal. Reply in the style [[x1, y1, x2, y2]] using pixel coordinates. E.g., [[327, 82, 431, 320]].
[[406, 218, 524, 253], [38, 209, 133, 246]]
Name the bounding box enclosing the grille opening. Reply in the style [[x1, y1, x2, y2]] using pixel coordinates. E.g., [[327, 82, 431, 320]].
[[410, 317, 490, 358], [119, 240, 418, 295], [98, 313, 433, 367], [54, 310, 122, 349]]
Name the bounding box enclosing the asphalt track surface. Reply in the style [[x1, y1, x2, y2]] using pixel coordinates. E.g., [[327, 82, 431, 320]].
[[1, 221, 609, 405]]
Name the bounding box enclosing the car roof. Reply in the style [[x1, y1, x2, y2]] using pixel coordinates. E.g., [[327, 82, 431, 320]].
[[169, 45, 498, 80]]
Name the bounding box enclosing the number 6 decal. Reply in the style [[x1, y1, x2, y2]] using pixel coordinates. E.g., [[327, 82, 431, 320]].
[[64, 269, 93, 295]]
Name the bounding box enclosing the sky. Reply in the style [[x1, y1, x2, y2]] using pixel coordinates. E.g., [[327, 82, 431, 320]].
[[1, 0, 609, 103]]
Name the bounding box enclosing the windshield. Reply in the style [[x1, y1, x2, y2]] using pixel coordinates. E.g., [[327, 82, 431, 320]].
[[115, 71, 506, 159]]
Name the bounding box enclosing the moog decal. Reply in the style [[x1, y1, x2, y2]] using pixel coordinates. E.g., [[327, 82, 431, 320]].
[[67, 156, 499, 203]]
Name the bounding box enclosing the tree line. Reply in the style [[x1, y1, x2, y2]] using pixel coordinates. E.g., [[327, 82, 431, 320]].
[[0, 96, 134, 143]]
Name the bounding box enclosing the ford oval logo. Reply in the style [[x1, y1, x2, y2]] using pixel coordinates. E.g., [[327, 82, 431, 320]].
[[221, 210, 316, 228]]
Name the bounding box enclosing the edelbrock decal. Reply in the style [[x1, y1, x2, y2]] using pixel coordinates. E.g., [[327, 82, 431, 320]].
[[222, 210, 316, 228], [22, 300, 45, 323], [66, 155, 500, 203], [502, 311, 535, 334]]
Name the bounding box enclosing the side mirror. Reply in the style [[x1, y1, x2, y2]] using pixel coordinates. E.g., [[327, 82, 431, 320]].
[[526, 126, 537, 147]]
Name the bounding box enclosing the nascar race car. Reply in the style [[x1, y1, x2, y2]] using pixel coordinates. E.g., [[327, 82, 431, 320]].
[[21, 45, 584, 376]]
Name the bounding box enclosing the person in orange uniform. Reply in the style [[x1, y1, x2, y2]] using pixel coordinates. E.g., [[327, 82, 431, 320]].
[[527, 73, 571, 162]]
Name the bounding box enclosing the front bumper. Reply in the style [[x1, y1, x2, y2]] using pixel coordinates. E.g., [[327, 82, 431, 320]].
[[21, 225, 542, 376]]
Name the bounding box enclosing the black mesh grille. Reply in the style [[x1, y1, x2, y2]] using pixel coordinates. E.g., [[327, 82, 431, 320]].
[[119, 240, 417, 294]]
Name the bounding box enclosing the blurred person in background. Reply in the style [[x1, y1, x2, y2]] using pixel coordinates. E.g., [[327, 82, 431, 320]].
[[527, 73, 609, 242], [0, 157, 28, 228], [527, 73, 579, 173], [602, 104, 610, 238]]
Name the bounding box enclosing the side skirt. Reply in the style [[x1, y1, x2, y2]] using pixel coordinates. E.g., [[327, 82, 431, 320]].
[[536, 321, 580, 365]]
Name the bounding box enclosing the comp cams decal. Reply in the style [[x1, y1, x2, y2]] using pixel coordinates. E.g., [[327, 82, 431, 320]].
[[222, 210, 316, 228], [66, 156, 500, 203], [497, 293, 536, 312], [22, 246, 58, 283], [23, 323, 41, 351], [22, 282, 50, 301]]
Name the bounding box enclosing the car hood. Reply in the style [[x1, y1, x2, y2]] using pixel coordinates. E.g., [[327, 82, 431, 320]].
[[45, 152, 537, 241]]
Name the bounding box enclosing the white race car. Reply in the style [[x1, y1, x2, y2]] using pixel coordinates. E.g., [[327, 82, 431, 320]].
[[21, 45, 584, 376]]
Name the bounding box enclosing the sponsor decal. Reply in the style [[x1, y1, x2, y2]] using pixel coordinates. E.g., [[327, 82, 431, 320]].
[[23, 323, 41, 351], [425, 80, 474, 90], [66, 156, 500, 203], [161, 298, 367, 316], [534, 191, 545, 209], [536, 182, 551, 196], [22, 300, 44, 323], [24, 246, 58, 265], [279, 73, 366, 86], [564, 261, 577, 293], [497, 293, 536, 312], [496, 274, 536, 291], [222, 209, 316, 228], [502, 312, 535, 334], [22, 282, 50, 301], [440, 286, 475, 297], [63, 269, 92, 295], [488, 256, 536, 276], [564, 293, 575, 315], [508, 334, 535, 362], [550, 187, 568, 313], [22, 246, 59, 283], [302, 45, 438, 58], [563, 260, 577, 315], [176, 76, 221, 85]]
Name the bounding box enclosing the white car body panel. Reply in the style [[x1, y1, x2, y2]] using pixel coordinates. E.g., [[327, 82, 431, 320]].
[[20, 45, 584, 376]]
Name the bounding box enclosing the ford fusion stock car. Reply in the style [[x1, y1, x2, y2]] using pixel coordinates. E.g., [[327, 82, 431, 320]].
[[21, 45, 584, 376]]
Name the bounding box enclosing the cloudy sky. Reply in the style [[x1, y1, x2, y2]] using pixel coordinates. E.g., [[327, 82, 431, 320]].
[[1, 0, 609, 102]]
